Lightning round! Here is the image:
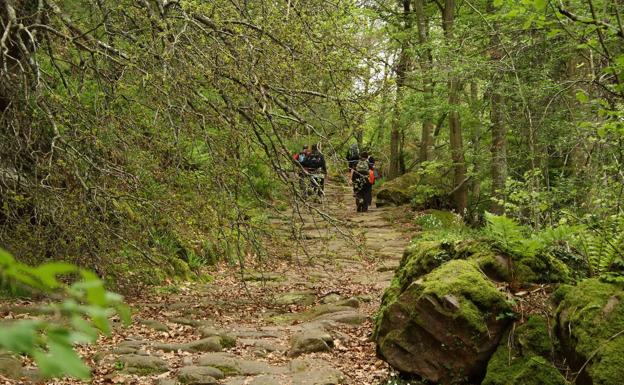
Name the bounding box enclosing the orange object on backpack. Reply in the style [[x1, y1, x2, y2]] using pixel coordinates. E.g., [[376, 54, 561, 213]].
[[369, 169, 375, 184]]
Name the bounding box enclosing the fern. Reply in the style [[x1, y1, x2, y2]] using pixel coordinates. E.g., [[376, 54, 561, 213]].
[[484, 212, 543, 257]]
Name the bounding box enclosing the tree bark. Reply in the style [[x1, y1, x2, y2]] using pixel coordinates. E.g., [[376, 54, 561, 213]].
[[488, 0, 507, 215], [414, 0, 434, 163], [388, 0, 412, 179], [443, 0, 468, 214]]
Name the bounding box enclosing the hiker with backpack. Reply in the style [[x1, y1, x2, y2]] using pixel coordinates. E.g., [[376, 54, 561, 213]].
[[301, 143, 327, 198], [351, 151, 375, 212], [294, 145, 310, 194]]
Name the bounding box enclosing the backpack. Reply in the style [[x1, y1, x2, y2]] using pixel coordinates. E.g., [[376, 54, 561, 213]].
[[305, 153, 322, 169], [347, 144, 359, 161], [355, 159, 369, 174], [369, 169, 375, 185]]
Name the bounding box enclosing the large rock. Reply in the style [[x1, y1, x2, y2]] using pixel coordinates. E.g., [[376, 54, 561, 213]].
[[375, 259, 511, 384], [376, 170, 450, 208], [554, 279, 624, 385], [483, 316, 568, 385], [375, 172, 420, 207]]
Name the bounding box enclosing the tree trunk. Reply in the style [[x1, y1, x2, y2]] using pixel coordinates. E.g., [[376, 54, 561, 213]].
[[443, 0, 468, 214], [414, 0, 434, 163], [488, 0, 507, 215], [388, 0, 412, 179]]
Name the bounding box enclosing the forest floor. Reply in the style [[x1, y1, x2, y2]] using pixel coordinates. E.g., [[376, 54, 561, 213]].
[[1, 183, 416, 385]]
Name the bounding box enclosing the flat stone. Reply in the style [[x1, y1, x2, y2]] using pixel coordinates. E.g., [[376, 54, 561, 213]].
[[177, 366, 223, 384], [275, 291, 316, 306], [239, 338, 284, 352], [199, 327, 236, 348], [197, 353, 285, 376], [334, 297, 360, 308], [223, 375, 291, 385], [157, 379, 179, 385], [154, 337, 222, 353], [169, 317, 206, 327], [320, 294, 342, 304], [289, 327, 333, 357], [318, 311, 367, 325], [0, 353, 21, 378], [242, 271, 285, 282], [137, 318, 169, 331], [119, 354, 169, 374], [289, 358, 344, 385]]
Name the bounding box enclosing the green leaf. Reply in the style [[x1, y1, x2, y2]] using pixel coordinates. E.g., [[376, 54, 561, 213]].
[[576, 90, 589, 103], [534, 0, 546, 11], [0, 321, 41, 353], [33, 341, 91, 379], [35, 262, 77, 289], [0, 248, 15, 266]]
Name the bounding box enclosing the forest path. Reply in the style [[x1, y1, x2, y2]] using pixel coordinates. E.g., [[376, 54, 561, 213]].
[[48, 183, 412, 385]]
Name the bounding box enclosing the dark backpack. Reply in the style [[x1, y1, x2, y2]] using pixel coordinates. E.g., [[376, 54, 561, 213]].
[[305, 153, 323, 169], [347, 144, 359, 161]]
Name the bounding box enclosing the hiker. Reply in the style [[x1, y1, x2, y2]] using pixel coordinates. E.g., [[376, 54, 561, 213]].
[[295, 145, 310, 193], [346, 142, 359, 171], [301, 143, 327, 197], [351, 151, 374, 212]]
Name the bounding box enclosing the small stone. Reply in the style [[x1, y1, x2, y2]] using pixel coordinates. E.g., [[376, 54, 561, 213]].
[[320, 294, 341, 304]]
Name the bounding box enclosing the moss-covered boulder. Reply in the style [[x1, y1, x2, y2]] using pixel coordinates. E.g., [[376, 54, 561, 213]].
[[483, 316, 568, 385], [375, 259, 512, 384], [554, 279, 624, 385], [376, 172, 420, 207]]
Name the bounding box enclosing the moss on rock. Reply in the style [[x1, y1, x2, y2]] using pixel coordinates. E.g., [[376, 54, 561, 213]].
[[483, 350, 568, 385], [483, 316, 567, 385], [375, 259, 511, 383], [554, 278, 624, 385], [376, 172, 421, 207]]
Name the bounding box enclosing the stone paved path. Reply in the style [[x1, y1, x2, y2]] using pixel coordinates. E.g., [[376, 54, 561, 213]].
[[1, 183, 412, 385]]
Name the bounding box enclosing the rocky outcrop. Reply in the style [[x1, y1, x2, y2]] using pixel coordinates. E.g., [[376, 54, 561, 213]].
[[554, 279, 624, 385], [375, 259, 511, 384]]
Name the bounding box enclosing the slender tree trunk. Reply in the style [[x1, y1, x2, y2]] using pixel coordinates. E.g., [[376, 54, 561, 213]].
[[488, 0, 507, 215], [389, 0, 412, 179], [443, 0, 468, 214], [470, 82, 481, 204], [414, 0, 434, 163]]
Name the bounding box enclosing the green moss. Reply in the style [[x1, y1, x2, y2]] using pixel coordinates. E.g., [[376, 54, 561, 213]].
[[420, 260, 510, 332], [483, 348, 568, 385], [555, 278, 624, 384], [515, 316, 553, 357], [515, 253, 570, 284]]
